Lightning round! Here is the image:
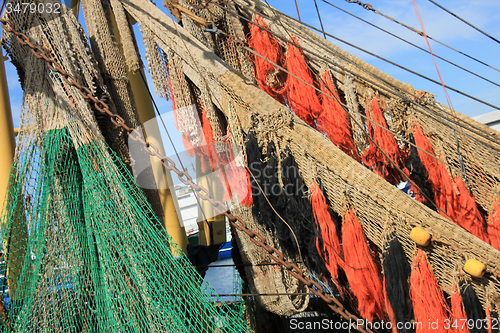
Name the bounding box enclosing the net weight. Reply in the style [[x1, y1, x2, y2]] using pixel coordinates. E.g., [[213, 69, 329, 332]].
[[5, 2, 61, 14]]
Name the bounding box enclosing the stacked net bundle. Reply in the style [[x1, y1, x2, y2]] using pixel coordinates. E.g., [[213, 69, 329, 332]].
[[0, 2, 249, 332], [121, 0, 500, 318], [234, 0, 500, 213], [137, 6, 311, 316]]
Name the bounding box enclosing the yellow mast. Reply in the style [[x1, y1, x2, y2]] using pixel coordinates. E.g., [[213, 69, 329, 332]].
[[109, 12, 188, 254], [0, 48, 27, 298]]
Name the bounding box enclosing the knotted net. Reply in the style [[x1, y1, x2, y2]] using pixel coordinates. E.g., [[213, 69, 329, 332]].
[[0, 2, 249, 331]]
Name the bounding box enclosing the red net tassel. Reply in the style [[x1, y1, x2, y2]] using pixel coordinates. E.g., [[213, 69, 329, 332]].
[[219, 161, 253, 207], [409, 249, 450, 333], [486, 305, 493, 333], [201, 108, 216, 172], [310, 181, 342, 291], [362, 97, 401, 184], [343, 210, 385, 321], [248, 15, 286, 103], [317, 71, 360, 162], [451, 177, 489, 244], [284, 37, 321, 128], [488, 198, 500, 251], [412, 122, 489, 243], [411, 122, 441, 190], [451, 284, 470, 333]]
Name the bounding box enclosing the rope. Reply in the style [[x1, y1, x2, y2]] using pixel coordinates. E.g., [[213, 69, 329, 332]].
[[338, 0, 500, 74], [219, 1, 500, 151], [313, 0, 327, 39], [429, 0, 500, 46], [411, 0, 492, 206], [410, 0, 466, 176], [294, 0, 301, 22], [323, 0, 500, 89]]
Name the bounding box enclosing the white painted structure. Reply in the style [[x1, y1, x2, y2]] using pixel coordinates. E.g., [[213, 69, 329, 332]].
[[175, 185, 199, 234], [473, 110, 500, 132]]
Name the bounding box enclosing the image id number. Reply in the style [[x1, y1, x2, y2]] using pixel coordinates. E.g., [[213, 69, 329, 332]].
[[5, 2, 61, 14]]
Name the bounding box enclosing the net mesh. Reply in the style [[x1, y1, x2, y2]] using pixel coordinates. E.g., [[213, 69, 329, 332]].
[[0, 2, 249, 331], [123, 0, 500, 313]]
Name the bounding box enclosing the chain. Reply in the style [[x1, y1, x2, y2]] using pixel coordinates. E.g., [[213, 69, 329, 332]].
[[0, 293, 13, 332], [345, 0, 374, 11], [0, 17, 376, 333]]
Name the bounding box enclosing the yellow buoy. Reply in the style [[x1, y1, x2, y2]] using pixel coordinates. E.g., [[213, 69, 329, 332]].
[[464, 259, 486, 278], [410, 227, 431, 247]]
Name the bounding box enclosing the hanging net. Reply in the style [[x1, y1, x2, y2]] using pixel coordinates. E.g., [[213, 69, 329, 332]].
[[0, 2, 249, 332]]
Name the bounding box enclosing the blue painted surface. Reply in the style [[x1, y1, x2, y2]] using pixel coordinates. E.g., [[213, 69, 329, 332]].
[[202, 257, 242, 302], [218, 242, 232, 259]]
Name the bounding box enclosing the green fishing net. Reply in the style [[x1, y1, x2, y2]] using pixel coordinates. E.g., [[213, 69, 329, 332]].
[[0, 1, 249, 331], [2, 128, 249, 332]]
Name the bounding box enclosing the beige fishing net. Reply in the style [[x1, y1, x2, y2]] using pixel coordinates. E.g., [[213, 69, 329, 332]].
[[121, 0, 500, 313], [80, 0, 165, 223]]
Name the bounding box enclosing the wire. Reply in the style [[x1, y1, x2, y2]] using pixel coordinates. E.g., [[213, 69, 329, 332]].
[[412, 0, 492, 205], [429, 0, 500, 46], [294, 0, 301, 22], [313, 0, 327, 39], [337, 0, 500, 74], [323, 1, 500, 89], [216, 1, 500, 152], [215, 1, 500, 202], [137, 69, 210, 223]]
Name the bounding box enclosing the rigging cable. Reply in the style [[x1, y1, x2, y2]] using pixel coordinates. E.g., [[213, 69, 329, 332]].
[[322, 1, 500, 89], [411, 0, 492, 205], [211, 1, 500, 201], [429, 0, 500, 46], [137, 69, 210, 223], [313, 0, 327, 39], [337, 0, 500, 73], [216, 1, 500, 151]]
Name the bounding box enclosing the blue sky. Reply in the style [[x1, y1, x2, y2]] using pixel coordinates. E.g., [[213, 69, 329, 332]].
[[275, 0, 500, 118], [4, 0, 500, 140]]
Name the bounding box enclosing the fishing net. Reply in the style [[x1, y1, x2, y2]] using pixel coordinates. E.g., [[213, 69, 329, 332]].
[[122, 0, 500, 315], [0, 2, 249, 331], [132, 0, 312, 316]]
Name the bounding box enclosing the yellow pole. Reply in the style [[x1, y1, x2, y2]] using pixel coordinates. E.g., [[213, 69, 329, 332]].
[[71, 0, 80, 18], [0, 49, 27, 298], [196, 156, 226, 246], [109, 12, 188, 254]]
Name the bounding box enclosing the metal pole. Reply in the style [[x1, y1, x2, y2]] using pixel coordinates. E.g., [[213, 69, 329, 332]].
[[196, 156, 226, 246], [71, 0, 80, 18], [109, 11, 188, 254], [0, 48, 27, 299]]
